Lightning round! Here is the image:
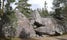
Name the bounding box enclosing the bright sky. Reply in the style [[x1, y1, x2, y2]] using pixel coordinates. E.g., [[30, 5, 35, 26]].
[[11, 0, 53, 11], [28, 0, 53, 11]]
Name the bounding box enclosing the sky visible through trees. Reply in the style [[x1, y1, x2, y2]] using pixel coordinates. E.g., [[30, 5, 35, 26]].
[[11, 0, 53, 11]]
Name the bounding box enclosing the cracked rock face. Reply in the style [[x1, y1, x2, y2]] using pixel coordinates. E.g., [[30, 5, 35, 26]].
[[30, 11, 65, 36], [15, 10, 66, 38], [15, 10, 36, 38], [35, 18, 64, 36]]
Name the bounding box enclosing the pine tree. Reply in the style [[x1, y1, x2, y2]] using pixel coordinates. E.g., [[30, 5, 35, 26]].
[[52, 0, 67, 20], [16, 0, 31, 18], [52, 0, 67, 28], [37, 1, 49, 18], [0, 0, 16, 38]]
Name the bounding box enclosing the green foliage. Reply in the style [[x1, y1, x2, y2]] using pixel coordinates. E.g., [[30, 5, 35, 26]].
[[52, 0, 67, 27], [60, 6, 67, 26], [0, 0, 17, 37], [36, 1, 49, 18], [10, 0, 15, 2], [4, 0, 17, 25], [52, 0, 62, 19], [37, 8, 49, 17], [16, 0, 31, 18]]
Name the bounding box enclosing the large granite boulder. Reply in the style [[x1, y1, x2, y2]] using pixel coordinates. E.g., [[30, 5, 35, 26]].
[[35, 18, 64, 35], [30, 11, 42, 25], [15, 10, 36, 38], [30, 11, 65, 35]]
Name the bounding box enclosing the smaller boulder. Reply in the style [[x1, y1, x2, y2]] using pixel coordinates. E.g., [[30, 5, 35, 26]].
[[35, 27, 56, 36]]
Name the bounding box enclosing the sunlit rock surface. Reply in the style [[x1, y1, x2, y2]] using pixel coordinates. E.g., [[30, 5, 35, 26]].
[[15, 10, 36, 38], [35, 18, 64, 35], [30, 11, 42, 25], [30, 11, 65, 35]]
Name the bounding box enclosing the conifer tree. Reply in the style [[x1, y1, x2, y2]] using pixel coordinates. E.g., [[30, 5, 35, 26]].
[[16, 0, 31, 18], [0, 0, 16, 38]]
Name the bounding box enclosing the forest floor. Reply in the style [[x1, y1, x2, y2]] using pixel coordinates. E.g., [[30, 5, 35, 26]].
[[0, 34, 67, 40], [11, 34, 67, 40]]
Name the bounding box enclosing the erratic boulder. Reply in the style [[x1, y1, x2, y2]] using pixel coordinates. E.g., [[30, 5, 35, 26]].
[[35, 18, 64, 35], [31, 11, 65, 35], [15, 10, 36, 38]]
